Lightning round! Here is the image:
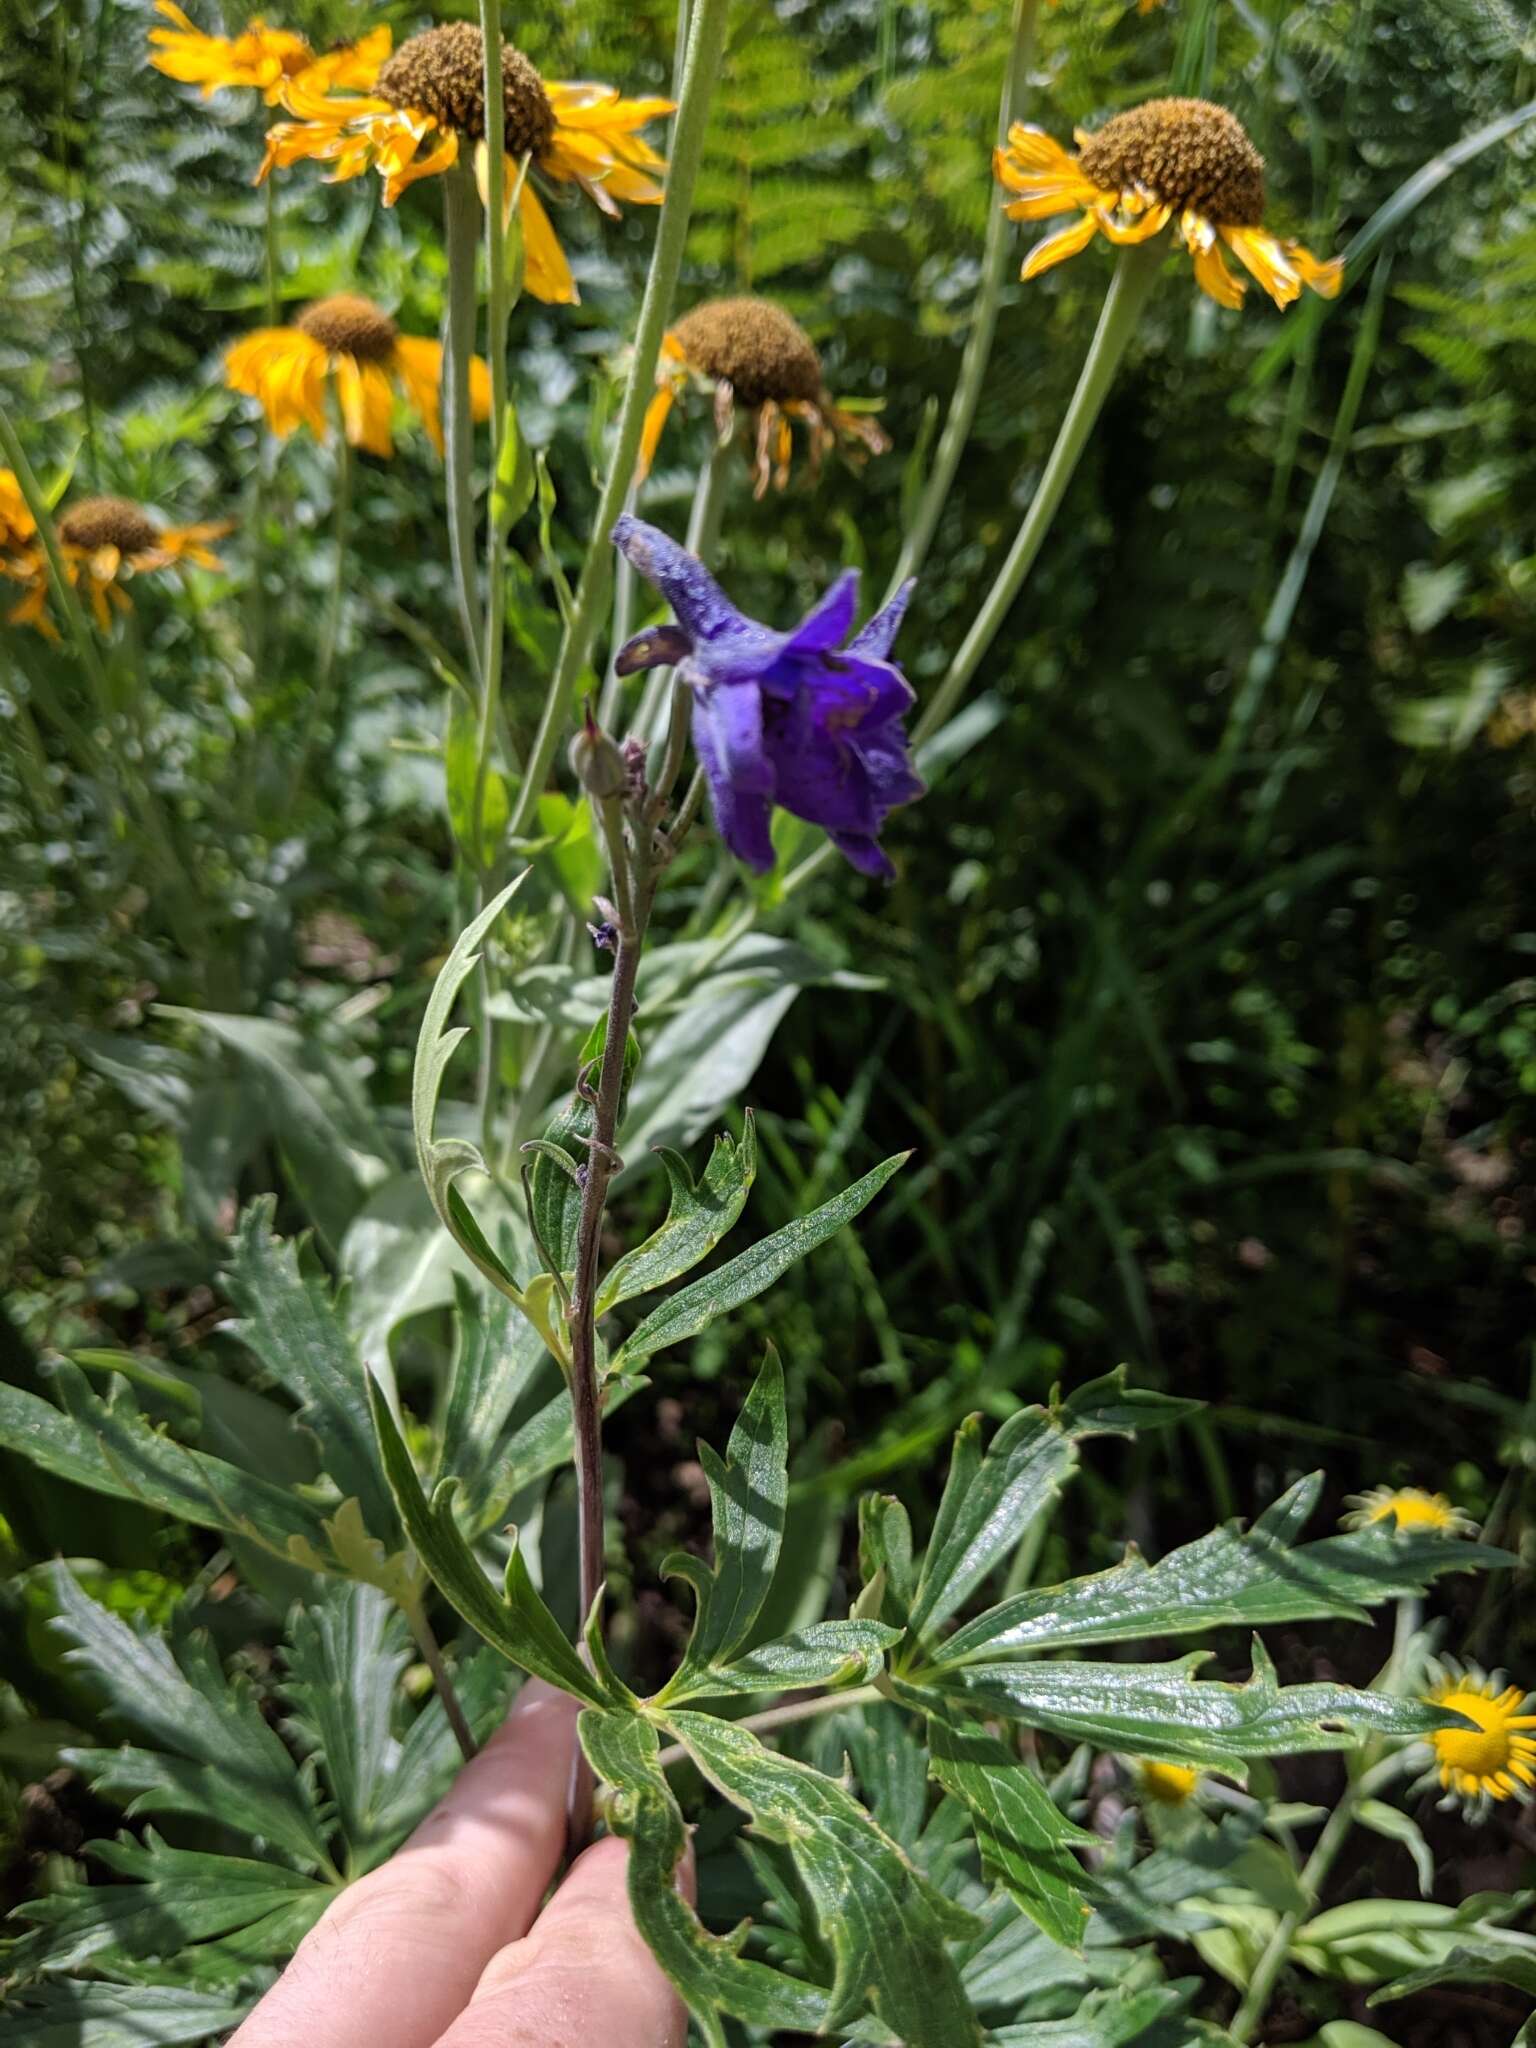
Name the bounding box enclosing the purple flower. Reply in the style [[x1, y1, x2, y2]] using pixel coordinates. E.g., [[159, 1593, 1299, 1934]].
[[612, 514, 924, 880]]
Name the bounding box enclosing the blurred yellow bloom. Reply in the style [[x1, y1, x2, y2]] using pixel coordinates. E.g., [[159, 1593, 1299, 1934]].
[[147, 2, 388, 105], [1048, 0, 1165, 10], [257, 22, 671, 307], [226, 294, 490, 457], [0, 469, 36, 554], [8, 495, 228, 636], [994, 97, 1342, 311], [1341, 1485, 1477, 1538], [639, 296, 890, 497], [1136, 1758, 1200, 1805], [1425, 1665, 1536, 1810]]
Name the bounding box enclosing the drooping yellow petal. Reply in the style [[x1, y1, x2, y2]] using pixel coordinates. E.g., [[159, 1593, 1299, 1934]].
[[541, 81, 672, 209], [1096, 198, 1172, 245], [636, 386, 676, 483], [390, 333, 446, 452], [1289, 242, 1344, 299], [226, 327, 331, 439], [1221, 225, 1302, 309], [518, 182, 578, 306], [1020, 208, 1100, 281]]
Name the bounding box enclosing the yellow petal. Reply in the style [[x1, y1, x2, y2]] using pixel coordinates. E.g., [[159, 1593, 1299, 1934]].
[[1221, 225, 1301, 310], [519, 182, 578, 306], [1020, 209, 1100, 281], [636, 386, 676, 483]]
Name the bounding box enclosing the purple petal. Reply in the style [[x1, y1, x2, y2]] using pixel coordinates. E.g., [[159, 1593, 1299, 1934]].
[[613, 514, 781, 686], [783, 569, 859, 655], [830, 830, 896, 881], [614, 622, 694, 676], [855, 722, 926, 811], [691, 684, 775, 872], [848, 577, 915, 660]]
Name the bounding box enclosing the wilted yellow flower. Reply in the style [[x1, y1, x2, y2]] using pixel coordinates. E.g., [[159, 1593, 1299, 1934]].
[[226, 293, 490, 456], [147, 2, 388, 105], [7, 495, 229, 636], [1342, 1485, 1478, 1539], [639, 297, 890, 498], [0, 470, 36, 555], [1136, 1758, 1200, 1805], [994, 97, 1342, 310], [1424, 1664, 1536, 1811], [257, 22, 672, 307]]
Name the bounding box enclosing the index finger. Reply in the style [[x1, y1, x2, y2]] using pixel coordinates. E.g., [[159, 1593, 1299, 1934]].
[[228, 1678, 579, 2048]]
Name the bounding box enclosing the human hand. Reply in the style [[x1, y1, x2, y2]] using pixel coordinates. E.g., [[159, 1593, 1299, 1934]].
[[228, 1679, 687, 2048]]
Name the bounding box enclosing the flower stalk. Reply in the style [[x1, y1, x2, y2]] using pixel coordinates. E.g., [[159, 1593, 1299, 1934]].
[[504, 0, 732, 844], [884, 0, 1041, 601], [442, 157, 486, 695]]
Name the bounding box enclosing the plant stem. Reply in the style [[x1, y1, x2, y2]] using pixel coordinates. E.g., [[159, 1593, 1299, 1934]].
[[404, 1601, 478, 1764], [471, 0, 512, 873], [0, 405, 113, 713], [316, 426, 352, 701], [653, 1683, 885, 1771], [505, 0, 731, 843], [442, 158, 485, 695], [912, 240, 1163, 750], [884, 0, 1040, 601]]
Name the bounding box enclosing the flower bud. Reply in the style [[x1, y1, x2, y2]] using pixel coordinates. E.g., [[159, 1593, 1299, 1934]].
[[568, 712, 627, 799]]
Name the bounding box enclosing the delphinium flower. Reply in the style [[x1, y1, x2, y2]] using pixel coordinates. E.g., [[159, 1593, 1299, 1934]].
[[1341, 1485, 1479, 1539], [994, 97, 1342, 309], [147, 2, 388, 105], [1421, 1661, 1536, 1814], [612, 515, 923, 880], [256, 23, 672, 306], [8, 496, 228, 635], [226, 293, 490, 457], [638, 296, 890, 497]]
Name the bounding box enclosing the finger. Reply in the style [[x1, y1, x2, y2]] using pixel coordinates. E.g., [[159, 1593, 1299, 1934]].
[[430, 1836, 690, 2048], [229, 1679, 579, 2048]]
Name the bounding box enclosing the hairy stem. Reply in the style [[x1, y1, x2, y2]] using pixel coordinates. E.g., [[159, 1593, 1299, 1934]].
[[404, 1601, 478, 1765], [442, 158, 485, 695], [505, 0, 732, 842], [884, 0, 1040, 600]]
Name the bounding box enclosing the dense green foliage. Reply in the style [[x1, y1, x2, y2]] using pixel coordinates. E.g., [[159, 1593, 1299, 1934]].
[[2, 0, 1535, 2042]]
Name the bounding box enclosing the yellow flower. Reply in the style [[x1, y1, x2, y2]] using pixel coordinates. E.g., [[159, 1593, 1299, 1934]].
[[257, 22, 672, 307], [1341, 1485, 1478, 1539], [226, 293, 491, 457], [147, 2, 388, 105], [7, 495, 229, 637], [994, 97, 1342, 311], [0, 469, 37, 555], [1136, 1758, 1201, 1805], [1425, 1664, 1536, 1810], [638, 296, 891, 498]]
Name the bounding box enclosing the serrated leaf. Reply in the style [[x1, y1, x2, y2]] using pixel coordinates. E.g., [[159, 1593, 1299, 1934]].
[[617, 1152, 909, 1370], [283, 1582, 407, 1867], [990, 1984, 1195, 2046], [927, 1719, 1095, 1951], [665, 1708, 982, 2045], [579, 1708, 828, 2045], [223, 1200, 398, 1549], [0, 1981, 254, 2046], [597, 1117, 758, 1313], [0, 1363, 331, 1566], [412, 876, 528, 1300], [48, 1567, 329, 1866], [10, 1831, 331, 1979], [367, 1372, 616, 1708], [666, 1619, 902, 1700], [1055, 1368, 1203, 1440], [937, 1474, 1510, 1665], [928, 1639, 1458, 1780], [659, 1352, 788, 1697]]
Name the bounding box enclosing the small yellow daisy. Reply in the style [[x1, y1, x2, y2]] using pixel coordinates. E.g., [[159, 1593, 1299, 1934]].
[[1424, 1664, 1536, 1811], [6, 496, 229, 637], [994, 97, 1342, 311], [1136, 1758, 1201, 1805], [1341, 1486, 1478, 1539], [147, 2, 388, 106], [0, 469, 36, 556]]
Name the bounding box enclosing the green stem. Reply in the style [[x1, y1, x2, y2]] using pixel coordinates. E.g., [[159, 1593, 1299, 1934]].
[[0, 405, 113, 712], [316, 426, 352, 702], [404, 1600, 478, 1764], [653, 1683, 884, 1771], [504, 0, 732, 843], [913, 240, 1163, 750], [884, 0, 1040, 600], [442, 159, 486, 695]]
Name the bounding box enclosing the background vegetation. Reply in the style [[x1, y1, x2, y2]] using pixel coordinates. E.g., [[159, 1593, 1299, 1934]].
[[2, 0, 1534, 2040]]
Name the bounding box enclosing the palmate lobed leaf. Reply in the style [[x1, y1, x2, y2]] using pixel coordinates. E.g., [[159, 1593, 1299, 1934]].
[[937, 1471, 1511, 1664], [0, 1981, 255, 2047], [596, 1116, 758, 1314], [920, 1639, 1457, 1780], [905, 1369, 1200, 1641], [663, 1710, 983, 2046], [614, 1151, 910, 1371]]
